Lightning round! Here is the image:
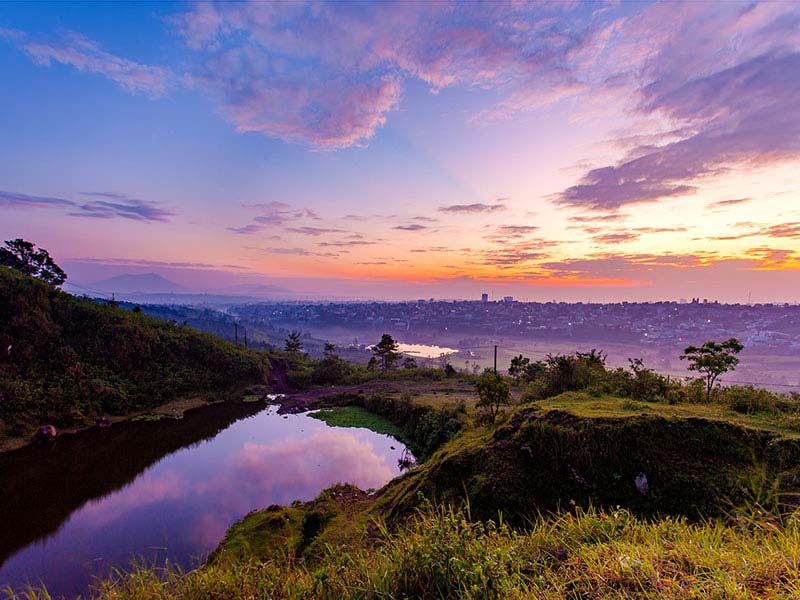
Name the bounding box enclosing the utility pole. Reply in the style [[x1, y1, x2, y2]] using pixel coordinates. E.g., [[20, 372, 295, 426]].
[[234, 323, 238, 344], [494, 345, 497, 375], [244, 328, 248, 349]]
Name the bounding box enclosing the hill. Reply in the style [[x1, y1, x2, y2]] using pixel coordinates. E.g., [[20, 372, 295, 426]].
[[0, 267, 269, 436], [88, 272, 186, 294]]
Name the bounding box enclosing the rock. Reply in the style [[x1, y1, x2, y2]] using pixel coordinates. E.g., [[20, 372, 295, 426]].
[[32, 424, 57, 445], [635, 472, 649, 495]]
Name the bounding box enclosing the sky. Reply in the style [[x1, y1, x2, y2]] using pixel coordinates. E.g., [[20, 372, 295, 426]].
[[1, 0, 799, 302]]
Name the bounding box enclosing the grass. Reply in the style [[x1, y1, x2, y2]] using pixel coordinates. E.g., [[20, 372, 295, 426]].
[[310, 406, 405, 440], [17, 503, 799, 600], [536, 391, 800, 439]]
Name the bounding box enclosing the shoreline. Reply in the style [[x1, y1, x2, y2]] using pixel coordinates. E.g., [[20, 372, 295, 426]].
[[0, 391, 237, 454]]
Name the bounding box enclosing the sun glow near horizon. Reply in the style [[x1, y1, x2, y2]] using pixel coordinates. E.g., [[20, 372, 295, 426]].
[[1, 1, 799, 301]]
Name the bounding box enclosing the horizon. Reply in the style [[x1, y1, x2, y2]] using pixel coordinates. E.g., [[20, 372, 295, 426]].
[[2, 1, 799, 303]]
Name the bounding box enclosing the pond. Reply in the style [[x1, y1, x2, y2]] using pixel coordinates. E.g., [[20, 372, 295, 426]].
[[397, 342, 458, 358], [0, 402, 411, 598]]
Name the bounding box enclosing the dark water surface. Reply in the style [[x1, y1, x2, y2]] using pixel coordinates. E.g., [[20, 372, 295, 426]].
[[0, 402, 409, 598]]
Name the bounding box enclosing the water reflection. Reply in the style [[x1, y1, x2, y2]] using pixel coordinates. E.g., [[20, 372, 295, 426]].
[[0, 404, 409, 598], [397, 343, 457, 358]]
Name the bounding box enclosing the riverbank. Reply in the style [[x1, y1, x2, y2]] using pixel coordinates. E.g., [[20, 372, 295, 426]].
[[0, 384, 261, 453]]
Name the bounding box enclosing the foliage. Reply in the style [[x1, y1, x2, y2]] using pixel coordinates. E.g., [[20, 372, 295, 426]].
[[310, 343, 354, 385], [310, 406, 405, 440], [474, 371, 511, 424], [508, 354, 547, 383], [541, 350, 608, 396], [31, 502, 800, 600], [402, 356, 418, 369], [284, 331, 303, 353], [0, 267, 268, 426], [0, 238, 66, 286], [681, 338, 744, 401]]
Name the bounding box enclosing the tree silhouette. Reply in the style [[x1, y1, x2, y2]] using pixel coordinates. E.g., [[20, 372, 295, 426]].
[[284, 331, 303, 353], [681, 338, 744, 401], [0, 238, 66, 286], [373, 334, 400, 371]]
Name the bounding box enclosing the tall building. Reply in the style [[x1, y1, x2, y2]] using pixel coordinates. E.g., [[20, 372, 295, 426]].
[[481, 293, 489, 303]]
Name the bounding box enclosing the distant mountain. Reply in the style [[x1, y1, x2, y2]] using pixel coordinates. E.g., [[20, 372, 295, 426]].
[[91, 273, 187, 294]]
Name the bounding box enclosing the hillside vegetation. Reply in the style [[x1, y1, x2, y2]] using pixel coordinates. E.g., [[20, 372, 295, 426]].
[[7, 313, 800, 598], [0, 267, 269, 432]]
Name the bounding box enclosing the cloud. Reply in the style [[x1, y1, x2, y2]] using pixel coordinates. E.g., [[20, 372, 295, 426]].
[[69, 197, 174, 222], [285, 226, 345, 236], [706, 222, 800, 241], [0, 190, 172, 222], [393, 224, 427, 231], [707, 197, 752, 209], [318, 240, 377, 247], [229, 202, 323, 234], [495, 225, 539, 235], [227, 224, 263, 235], [569, 214, 625, 224], [266, 247, 312, 256], [21, 31, 173, 98], [553, 3, 800, 211], [592, 231, 640, 244], [0, 190, 74, 209], [438, 202, 507, 214], [170, 2, 608, 149]]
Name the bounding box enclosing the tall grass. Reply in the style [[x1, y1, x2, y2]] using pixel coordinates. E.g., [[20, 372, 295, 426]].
[[9, 503, 799, 600]]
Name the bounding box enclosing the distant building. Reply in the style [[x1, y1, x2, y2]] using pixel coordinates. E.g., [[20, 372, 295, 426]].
[[503, 296, 514, 303], [481, 293, 489, 303]]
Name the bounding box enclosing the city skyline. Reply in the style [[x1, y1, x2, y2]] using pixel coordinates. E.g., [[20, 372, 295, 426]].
[[1, 1, 799, 302]]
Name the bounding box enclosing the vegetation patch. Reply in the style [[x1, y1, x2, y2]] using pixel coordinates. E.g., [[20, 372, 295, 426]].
[[0, 266, 270, 433], [310, 406, 405, 440], [50, 503, 800, 600]]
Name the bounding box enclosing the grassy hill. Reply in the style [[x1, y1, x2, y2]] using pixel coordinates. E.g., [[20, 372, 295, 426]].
[[0, 267, 269, 434]]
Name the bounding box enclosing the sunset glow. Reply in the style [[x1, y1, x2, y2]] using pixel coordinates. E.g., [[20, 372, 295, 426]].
[[1, 1, 799, 301]]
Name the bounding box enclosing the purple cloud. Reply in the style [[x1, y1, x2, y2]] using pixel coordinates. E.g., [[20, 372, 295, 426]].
[[229, 202, 323, 234], [0, 190, 172, 222], [285, 226, 345, 236], [22, 31, 173, 98], [173, 2, 602, 148], [0, 190, 74, 209], [393, 224, 427, 232], [554, 3, 800, 211], [438, 202, 507, 214]]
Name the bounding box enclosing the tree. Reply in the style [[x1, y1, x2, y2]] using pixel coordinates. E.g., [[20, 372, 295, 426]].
[[509, 354, 547, 383], [508, 355, 531, 381], [402, 356, 417, 369], [284, 331, 303, 353], [313, 342, 351, 385], [373, 334, 400, 372], [681, 338, 744, 401], [0, 238, 66, 286], [474, 371, 511, 424]]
